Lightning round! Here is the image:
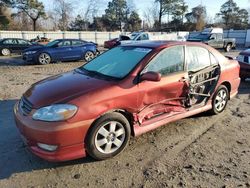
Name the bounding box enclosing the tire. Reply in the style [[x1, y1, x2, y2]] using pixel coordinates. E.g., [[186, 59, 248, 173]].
[[225, 44, 232, 52], [38, 53, 51, 65], [210, 85, 229, 115], [84, 51, 95, 62], [85, 112, 131, 160], [1, 48, 11, 56]]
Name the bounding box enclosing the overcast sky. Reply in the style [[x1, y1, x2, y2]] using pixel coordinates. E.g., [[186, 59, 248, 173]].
[[43, 0, 250, 21]]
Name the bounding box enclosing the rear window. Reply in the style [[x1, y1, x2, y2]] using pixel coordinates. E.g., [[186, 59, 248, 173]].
[[186, 46, 211, 71]]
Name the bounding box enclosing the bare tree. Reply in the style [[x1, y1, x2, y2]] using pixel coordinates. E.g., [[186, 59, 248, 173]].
[[53, 0, 73, 31], [143, 3, 158, 30]]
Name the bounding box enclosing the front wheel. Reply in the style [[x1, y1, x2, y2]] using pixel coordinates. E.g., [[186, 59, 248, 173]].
[[210, 85, 229, 115], [85, 112, 131, 160], [38, 53, 51, 65]]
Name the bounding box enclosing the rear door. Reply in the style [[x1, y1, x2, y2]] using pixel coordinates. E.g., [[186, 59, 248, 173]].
[[186, 45, 220, 105], [137, 45, 189, 123], [71, 40, 85, 59]]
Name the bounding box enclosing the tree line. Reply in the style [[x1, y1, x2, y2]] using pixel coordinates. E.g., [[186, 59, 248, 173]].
[[0, 0, 249, 32]]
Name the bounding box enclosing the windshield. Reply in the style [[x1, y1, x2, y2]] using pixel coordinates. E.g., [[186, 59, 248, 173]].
[[80, 46, 152, 79], [46, 40, 60, 47]]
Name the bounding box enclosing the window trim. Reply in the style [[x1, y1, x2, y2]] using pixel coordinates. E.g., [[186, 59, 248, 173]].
[[141, 45, 186, 77], [185, 45, 216, 72]]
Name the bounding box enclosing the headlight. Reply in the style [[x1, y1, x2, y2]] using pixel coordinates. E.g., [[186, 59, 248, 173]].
[[25, 51, 37, 55], [32, 104, 78, 122]]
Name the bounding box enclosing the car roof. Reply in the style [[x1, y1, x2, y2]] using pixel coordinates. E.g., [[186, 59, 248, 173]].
[[2, 38, 28, 40], [121, 40, 205, 49], [55, 39, 82, 41]]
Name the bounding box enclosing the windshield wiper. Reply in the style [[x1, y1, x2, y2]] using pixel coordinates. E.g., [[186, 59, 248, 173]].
[[78, 67, 118, 80]]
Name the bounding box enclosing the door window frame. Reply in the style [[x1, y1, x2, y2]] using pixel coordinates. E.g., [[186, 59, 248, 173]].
[[141, 45, 187, 77]]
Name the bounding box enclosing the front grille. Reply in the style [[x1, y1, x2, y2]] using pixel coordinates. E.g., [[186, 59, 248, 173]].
[[20, 97, 33, 115]]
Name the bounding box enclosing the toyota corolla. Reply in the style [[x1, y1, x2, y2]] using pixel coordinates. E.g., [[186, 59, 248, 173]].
[[14, 41, 240, 161]]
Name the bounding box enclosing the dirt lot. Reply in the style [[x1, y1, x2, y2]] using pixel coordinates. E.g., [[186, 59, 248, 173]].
[[0, 50, 249, 188]]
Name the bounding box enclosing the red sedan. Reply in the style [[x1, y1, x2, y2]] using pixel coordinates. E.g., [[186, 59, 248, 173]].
[[14, 41, 240, 161], [236, 49, 250, 81]]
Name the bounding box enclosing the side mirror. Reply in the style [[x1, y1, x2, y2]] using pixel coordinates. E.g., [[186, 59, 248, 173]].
[[53, 44, 59, 48], [140, 72, 161, 82]]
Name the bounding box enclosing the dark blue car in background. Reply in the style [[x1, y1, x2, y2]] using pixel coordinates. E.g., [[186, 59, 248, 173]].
[[23, 39, 99, 65]]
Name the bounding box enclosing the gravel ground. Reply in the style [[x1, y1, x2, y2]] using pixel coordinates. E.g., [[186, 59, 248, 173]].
[[0, 50, 249, 188]]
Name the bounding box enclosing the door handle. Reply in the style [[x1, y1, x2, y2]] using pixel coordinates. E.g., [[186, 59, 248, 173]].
[[179, 77, 187, 82]]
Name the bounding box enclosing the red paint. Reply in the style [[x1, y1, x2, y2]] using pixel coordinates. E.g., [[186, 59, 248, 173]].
[[104, 38, 119, 49], [14, 41, 240, 162]]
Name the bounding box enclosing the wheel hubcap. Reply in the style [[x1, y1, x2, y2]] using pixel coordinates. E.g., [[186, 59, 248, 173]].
[[85, 52, 94, 61], [95, 121, 126, 154], [2, 49, 10, 56], [39, 53, 50, 64], [215, 90, 227, 111]]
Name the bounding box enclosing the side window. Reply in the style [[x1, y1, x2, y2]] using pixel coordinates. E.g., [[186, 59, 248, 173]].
[[144, 46, 184, 76], [186, 46, 211, 71], [3, 39, 17, 44], [58, 40, 71, 47], [72, 40, 83, 46], [141, 34, 149, 40], [18, 39, 28, 45], [217, 34, 223, 40]]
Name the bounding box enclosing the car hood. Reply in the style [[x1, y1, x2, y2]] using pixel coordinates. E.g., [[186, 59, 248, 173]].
[[24, 70, 112, 108]]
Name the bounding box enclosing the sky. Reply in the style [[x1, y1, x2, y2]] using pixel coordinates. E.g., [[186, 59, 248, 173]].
[[43, 0, 250, 22]]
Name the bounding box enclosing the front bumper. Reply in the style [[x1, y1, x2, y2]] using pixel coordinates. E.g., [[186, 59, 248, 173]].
[[23, 54, 36, 64], [14, 102, 93, 162]]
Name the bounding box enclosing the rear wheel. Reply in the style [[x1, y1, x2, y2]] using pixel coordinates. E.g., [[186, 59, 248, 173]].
[[210, 85, 229, 115], [1, 48, 11, 56], [84, 51, 95, 62], [38, 53, 51, 65], [86, 112, 131, 160]]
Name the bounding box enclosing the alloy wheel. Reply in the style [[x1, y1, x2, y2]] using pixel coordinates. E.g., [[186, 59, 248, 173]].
[[215, 89, 227, 112], [94, 121, 126, 154], [39, 53, 51, 64], [1, 48, 10, 56], [84, 51, 94, 62]]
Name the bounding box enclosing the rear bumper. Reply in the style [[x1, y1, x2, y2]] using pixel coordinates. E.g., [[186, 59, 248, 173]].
[[14, 102, 93, 162]]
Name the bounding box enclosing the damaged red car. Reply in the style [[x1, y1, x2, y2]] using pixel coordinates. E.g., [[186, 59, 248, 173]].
[[14, 41, 240, 162]]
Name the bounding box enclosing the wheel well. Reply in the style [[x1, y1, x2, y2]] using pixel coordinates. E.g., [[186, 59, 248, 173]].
[[113, 109, 135, 136], [221, 81, 231, 98], [88, 109, 135, 137]]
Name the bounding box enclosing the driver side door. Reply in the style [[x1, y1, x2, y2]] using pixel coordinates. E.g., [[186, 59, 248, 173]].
[[53, 40, 73, 61], [137, 45, 189, 124]]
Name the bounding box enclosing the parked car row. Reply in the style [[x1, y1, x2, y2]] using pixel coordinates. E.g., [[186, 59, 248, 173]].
[[0, 38, 99, 64]]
